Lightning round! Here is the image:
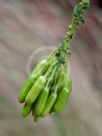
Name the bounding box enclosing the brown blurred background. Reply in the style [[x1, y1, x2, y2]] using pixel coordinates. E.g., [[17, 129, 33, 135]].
[[0, 0, 102, 136]]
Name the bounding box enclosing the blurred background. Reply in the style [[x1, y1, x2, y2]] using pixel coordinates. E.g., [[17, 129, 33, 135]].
[[0, 0, 102, 136]]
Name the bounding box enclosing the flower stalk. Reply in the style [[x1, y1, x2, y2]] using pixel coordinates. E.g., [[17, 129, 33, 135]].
[[63, 0, 90, 50]]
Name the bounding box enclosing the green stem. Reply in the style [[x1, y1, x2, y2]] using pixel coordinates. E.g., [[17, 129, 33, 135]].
[[63, 0, 90, 50], [45, 60, 57, 78], [46, 66, 57, 87]]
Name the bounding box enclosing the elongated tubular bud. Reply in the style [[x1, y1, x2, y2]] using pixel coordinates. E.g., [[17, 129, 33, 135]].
[[57, 71, 66, 91], [53, 87, 70, 112], [31, 59, 54, 78], [41, 92, 57, 117], [18, 77, 35, 103], [18, 59, 47, 103], [34, 116, 41, 122], [33, 66, 57, 116], [22, 103, 32, 117], [33, 87, 49, 116], [25, 76, 46, 104]]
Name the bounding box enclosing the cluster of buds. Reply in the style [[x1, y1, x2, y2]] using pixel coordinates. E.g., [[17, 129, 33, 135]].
[[18, 44, 72, 122], [18, 0, 90, 122]]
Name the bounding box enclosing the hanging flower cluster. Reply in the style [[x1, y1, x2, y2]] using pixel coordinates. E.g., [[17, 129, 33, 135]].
[[18, 0, 90, 122]]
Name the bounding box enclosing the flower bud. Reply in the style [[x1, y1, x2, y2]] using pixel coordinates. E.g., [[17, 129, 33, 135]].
[[25, 76, 46, 104]]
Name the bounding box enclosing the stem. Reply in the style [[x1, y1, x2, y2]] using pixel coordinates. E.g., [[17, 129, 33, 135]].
[[45, 60, 57, 77], [63, 0, 90, 50], [46, 66, 57, 87]]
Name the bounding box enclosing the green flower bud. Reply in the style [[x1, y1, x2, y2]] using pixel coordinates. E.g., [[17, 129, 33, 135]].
[[22, 103, 32, 117], [18, 77, 34, 103], [41, 92, 57, 117], [34, 115, 41, 122], [31, 59, 47, 78], [18, 59, 47, 103], [25, 76, 46, 104], [57, 71, 66, 90], [33, 87, 49, 115], [53, 87, 70, 112]]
